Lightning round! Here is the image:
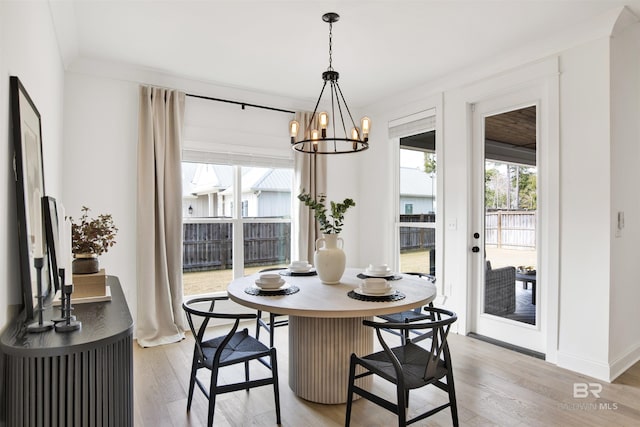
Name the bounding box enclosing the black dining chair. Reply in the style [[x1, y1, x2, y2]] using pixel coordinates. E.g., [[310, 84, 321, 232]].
[[182, 296, 281, 427], [255, 267, 289, 347], [377, 272, 436, 345], [345, 306, 458, 427]]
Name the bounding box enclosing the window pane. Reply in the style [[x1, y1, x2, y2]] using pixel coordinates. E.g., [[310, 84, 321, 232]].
[[240, 167, 292, 219], [399, 130, 436, 277], [183, 163, 234, 218], [243, 222, 291, 273], [182, 221, 233, 295]]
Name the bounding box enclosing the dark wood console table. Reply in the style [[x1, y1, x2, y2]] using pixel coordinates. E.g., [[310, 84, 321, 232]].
[[1, 276, 133, 426]]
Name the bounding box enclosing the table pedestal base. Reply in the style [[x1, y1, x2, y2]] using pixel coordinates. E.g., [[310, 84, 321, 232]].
[[288, 316, 373, 404]]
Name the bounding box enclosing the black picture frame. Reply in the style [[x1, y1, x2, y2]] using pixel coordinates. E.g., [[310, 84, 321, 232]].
[[43, 196, 60, 294], [10, 76, 49, 320]]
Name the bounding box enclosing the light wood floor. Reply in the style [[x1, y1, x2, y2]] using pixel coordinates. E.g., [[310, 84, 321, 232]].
[[134, 322, 640, 426]]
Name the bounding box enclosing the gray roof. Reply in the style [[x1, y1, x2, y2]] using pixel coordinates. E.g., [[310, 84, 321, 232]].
[[252, 169, 292, 192], [400, 167, 435, 197]]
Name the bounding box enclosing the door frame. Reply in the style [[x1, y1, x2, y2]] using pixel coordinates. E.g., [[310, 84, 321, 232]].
[[465, 65, 560, 362]]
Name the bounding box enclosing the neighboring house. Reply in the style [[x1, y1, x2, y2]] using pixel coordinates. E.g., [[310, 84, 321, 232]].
[[184, 165, 292, 218], [400, 167, 435, 214]]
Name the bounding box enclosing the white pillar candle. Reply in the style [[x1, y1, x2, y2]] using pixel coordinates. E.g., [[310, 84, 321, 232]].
[[33, 189, 43, 258], [57, 204, 67, 269], [65, 218, 73, 285]]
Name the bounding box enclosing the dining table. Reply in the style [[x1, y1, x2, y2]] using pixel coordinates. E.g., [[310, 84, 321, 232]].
[[226, 267, 437, 404]]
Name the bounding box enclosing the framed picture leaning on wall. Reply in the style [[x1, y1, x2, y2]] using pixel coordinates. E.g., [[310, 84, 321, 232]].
[[10, 76, 50, 320]]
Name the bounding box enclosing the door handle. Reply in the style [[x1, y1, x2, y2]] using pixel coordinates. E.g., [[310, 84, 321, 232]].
[[472, 246, 480, 253]]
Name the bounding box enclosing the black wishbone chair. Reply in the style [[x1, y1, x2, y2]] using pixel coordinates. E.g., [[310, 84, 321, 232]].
[[346, 307, 458, 427], [255, 267, 289, 347], [377, 273, 436, 345], [182, 296, 281, 427]]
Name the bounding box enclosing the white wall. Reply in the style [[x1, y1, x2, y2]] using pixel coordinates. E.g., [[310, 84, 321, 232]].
[[555, 36, 612, 379], [62, 73, 139, 313], [0, 2, 64, 330], [609, 21, 640, 378]]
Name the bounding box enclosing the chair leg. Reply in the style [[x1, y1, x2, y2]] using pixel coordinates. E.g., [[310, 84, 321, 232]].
[[207, 367, 220, 427], [256, 310, 263, 340], [396, 384, 407, 427], [186, 352, 199, 411], [446, 368, 459, 427], [345, 355, 357, 427], [269, 313, 276, 348], [271, 348, 281, 424], [245, 360, 250, 392]]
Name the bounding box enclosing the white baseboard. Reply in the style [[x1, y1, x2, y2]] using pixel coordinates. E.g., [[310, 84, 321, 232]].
[[556, 351, 611, 382], [609, 343, 640, 381]]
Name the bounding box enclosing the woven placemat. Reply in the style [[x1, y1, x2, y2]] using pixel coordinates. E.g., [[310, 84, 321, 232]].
[[357, 273, 403, 281], [347, 290, 405, 302], [279, 269, 317, 277], [244, 285, 300, 296]]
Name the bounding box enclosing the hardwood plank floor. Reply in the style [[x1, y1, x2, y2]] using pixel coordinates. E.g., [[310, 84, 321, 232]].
[[134, 322, 640, 426]]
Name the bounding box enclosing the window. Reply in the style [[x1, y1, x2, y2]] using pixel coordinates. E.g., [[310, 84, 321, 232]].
[[182, 162, 292, 296], [398, 130, 437, 276]]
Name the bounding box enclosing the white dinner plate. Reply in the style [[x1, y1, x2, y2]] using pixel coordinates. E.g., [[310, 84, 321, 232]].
[[289, 267, 313, 273], [354, 287, 396, 297], [363, 269, 394, 278], [253, 282, 290, 292]]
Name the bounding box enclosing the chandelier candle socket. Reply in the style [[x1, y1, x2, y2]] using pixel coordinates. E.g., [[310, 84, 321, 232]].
[[289, 12, 371, 154]]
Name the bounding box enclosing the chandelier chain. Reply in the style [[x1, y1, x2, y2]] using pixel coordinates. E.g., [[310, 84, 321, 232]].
[[328, 21, 333, 71]]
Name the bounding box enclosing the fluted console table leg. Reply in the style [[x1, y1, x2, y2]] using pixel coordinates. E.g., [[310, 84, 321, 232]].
[[288, 316, 373, 404]]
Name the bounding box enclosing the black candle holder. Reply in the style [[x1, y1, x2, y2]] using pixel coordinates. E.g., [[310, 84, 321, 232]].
[[51, 268, 76, 323], [55, 283, 81, 332], [26, 257, 54, 333]]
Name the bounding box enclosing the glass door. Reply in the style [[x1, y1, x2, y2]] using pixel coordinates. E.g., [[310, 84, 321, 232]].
[[472, 96, 545, 354]]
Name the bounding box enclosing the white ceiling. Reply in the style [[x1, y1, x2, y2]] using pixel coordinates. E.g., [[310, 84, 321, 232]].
[[52, 1, 640, 107]]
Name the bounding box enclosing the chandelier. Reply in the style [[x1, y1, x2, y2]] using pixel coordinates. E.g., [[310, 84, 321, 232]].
[[289, 12, 371, 154]]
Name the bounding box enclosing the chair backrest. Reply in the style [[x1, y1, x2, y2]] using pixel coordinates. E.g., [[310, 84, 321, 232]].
[[364, 307, 457, 381], [182, 296, 257, 364]]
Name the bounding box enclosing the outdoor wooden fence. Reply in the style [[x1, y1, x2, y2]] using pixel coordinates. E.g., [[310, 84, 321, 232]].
[[183, 222, 290, 272], [485, 210, 536, 249], [183, 211, 534, 272]]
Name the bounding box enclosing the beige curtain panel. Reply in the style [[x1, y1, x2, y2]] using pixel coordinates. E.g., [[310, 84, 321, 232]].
[[293, 111, 327, 263], [136, 86, 187, 347]]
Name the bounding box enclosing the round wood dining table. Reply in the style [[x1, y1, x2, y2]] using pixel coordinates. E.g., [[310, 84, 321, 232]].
[[226, 268, 437, 404]]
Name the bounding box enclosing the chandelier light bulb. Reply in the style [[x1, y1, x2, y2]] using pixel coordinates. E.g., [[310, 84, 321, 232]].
[[361, 117, 371, 140], [319, 112, 329, 138], [289, 120, 300, 142], [311, 129, 320, 140]]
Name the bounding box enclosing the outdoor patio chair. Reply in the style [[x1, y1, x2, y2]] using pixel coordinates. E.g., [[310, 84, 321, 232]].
[[377, 272, 436, 345], [182, 296, 281, 427], [346, 306, 459, 427], [485, 261, 516, 315]]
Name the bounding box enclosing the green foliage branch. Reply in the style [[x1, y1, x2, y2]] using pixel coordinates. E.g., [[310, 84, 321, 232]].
[[298, 191, 356, 234]]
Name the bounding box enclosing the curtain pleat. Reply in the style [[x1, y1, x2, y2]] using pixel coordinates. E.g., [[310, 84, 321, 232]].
[[293, 112, 327, 263], [136, 85, 187, 347]]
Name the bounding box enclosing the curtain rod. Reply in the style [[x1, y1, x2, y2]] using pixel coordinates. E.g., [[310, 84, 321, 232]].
[[186, 93, 295, 114]]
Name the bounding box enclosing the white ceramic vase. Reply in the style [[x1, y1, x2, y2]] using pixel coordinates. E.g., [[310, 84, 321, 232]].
[[314, 233, 346, 284]]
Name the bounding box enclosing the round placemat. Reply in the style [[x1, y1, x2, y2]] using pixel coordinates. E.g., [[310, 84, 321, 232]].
[[279, 269, 317, 277], [347, 290, 405, 302], [357, 273, 403, 281], [244, 285, 300, 296]]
